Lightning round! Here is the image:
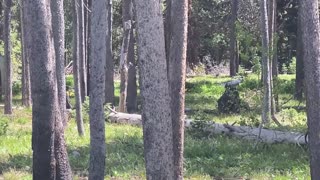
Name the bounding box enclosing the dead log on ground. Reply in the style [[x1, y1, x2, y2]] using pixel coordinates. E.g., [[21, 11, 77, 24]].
[[108, 112, 307, 145]]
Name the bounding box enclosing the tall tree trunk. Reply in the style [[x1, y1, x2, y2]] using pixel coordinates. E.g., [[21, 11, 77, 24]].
[[295, 1, 304, 100], [51, 1, 73, 178], [260, 0, 271, 124], [127, 29, 138, 113], [168, 0, 188, 178], [134, 0, 175, 178], [51, 0, 67, 126], [165, 0, 172, 74], [24, 1, 71, 179], [105, 0, 114, 104], [20, 1, 31, 107], [229, 0, 238, 77], [300, 1, 320, 178], [119, 0, 133, 112], [73, 0, 85, 136], [89, 0, 107, 179], [79, 0, 87, 102], [86, 0, 92, 96], [4, 0, 12, 115]]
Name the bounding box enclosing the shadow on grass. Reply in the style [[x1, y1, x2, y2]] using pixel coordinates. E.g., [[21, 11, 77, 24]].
[[0, 154, 32, 174]]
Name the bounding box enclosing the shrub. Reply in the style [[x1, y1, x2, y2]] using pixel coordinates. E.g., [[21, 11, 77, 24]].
[[0, 119, 9, 136], [12, 81, 21, 95]]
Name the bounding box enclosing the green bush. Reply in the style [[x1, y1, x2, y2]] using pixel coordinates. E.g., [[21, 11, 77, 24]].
[[66, 75, 74, 90], [238, 76, 261, 91], [0, 119, 8, 136], [12, 81, 21, 95], [274, 78, 295, 95]]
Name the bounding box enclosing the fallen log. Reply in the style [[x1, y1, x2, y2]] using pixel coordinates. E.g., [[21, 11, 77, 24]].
[[108, 112, 307, 145]]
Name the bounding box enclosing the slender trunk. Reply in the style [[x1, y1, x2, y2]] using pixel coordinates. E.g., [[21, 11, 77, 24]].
[[168, 0, 188, 178], [119, 0, 133, 112], [260, 0, 271, 124], [165, 0, 172, 75], [4, 0, 12, 115], [134, 0, 175, 178], [73, 0, 85, 136], [127, 29, 137, 113], [86, 0, 92, 96], [295, 2, 304, 100], [229, 0, 238, 77], [79, 0, 87, 102], [20, 2, 31, 107], [51, 0, 67, 127], [300, 0, 320, 178], [89, 0, 107, 179], [105, 0, 114, 104]]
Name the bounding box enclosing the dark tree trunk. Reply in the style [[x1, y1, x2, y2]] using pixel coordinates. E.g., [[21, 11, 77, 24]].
[[24, 1, 71, 179], [127, 29, 138, 113], [73, 0, 85, 136], [119, 0, 133, 112], [20, 1, 32, 107], [105, 0, 114, 105], [134, 0, 175, 178], [295, 2, 304, 100], [79, 0, 87, 102], [51, 0, 67, 126], [4, 0, 12, 115], [168, 0, 189, 178], [86, 0, 92, 96], [300, 1, 320, 178], [165, 0, 172, 75], [89, 0, 107, 179], [229, 0, 238, 77]]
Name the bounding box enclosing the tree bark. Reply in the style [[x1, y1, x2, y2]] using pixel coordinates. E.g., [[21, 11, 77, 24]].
[[20, 1, 32, 107], [127, 29, 138, 113], [24, 1, 71, 179], [168, 0, 188, 178], [89, 0, 107, 179], [300, 0, 320, 178], [229, 0, 238, 77], [295, 1, 304, 100], [51, 0, 67, 126], [134, 0, 175, 178], [4, 0, 12, 115], [105, 0, 114, 105], [260, 0, 271, 124], [119, 0, 133, 113], [109, 113, 308, 145], [79, 0, 87, 103], [51, 1, 73, 179], [165, 0, 172, 75], [73, 0, 85, 136]]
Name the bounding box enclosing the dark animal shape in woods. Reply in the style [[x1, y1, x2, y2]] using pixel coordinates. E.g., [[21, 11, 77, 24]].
[[218, 78, 243, 114]]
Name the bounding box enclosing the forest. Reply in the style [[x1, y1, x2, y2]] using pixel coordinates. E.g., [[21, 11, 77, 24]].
[[0, 0, 319, 179]]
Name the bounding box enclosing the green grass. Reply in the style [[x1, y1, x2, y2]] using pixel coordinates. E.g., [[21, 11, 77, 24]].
[[0, 74, 311, 179]]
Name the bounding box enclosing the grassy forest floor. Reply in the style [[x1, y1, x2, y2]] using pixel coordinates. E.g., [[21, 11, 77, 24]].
[[0, 74, 311, 179]]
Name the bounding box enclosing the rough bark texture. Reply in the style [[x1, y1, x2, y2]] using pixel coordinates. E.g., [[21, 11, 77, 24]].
[[127, 29, 138, 113], [105, 0, 114, 105], [168, 0, 188, 178], [24, 1, 71, 179], [79, 0, 87, 102], [86, 0, 92, 96], [109, 113, 308, 145], [51, 1, 73, 179], [51, 0, 67, 126], [20, 1, 32, 107], [295, 2, 304, 100], [119, 0, 133, 112], [73, 0, 85, 136], [300, 1, 320, 178], [134, 0, 175, 178], [229, 0, 238, 77], [260, 0, 271, 124], [165, 0, 172, 74], [89, 0, 107, 179], [4, 0, 12, 114]]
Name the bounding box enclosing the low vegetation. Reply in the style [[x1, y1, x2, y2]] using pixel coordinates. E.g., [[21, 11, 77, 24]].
[[0, 74, 310, 179]]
